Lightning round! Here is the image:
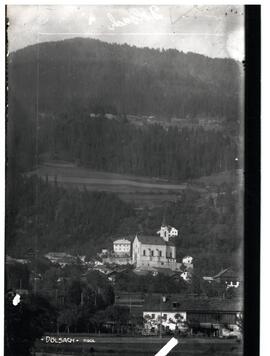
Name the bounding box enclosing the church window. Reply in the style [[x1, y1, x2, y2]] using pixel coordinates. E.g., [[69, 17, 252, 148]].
[[159, 251, 162, 257], [143, 250, 146, 256], [151, 250, 154, 256]]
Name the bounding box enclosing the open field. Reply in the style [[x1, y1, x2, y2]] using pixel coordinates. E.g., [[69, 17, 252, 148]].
[[27, 161, 241, 208], [27, 161, 206, 207], [35, 335, 242, 356]]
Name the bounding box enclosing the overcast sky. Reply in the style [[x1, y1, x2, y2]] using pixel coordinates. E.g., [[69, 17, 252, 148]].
[[7, 5, 244, 61]]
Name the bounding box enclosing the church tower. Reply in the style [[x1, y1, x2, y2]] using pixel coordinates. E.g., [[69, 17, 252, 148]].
[[158, 225, 170, 242]]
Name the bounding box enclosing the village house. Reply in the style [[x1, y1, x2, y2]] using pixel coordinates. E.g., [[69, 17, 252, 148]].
[[218, 268, 242, 289], [111, 291, 243, 337], [100, 238, 132, 265], [142, 293, 243, 337], [203, 267, 242, 292], [113, 239, 131, 256], [44, 252, 77, 267], [157, 224, 178, 239]]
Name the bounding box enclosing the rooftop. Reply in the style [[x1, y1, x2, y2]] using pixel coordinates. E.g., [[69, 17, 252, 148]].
[[112, 292, 243, 313], [143, 294, 243, 312], [137, 235, 175, 247], [45, 252, 73, 258], [113, 239, 131, 244]]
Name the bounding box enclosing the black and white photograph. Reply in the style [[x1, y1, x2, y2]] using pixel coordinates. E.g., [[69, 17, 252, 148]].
[[5, 4, 247, 356]]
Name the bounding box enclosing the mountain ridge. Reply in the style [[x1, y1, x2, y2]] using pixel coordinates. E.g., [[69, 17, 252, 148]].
[[8, 37, 243, 120]]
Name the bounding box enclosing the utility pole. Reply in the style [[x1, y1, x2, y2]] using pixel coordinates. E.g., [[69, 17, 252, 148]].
[[34, 34, 40, 296], [81, 291, 84, 306], [33, 234, 37, 295]]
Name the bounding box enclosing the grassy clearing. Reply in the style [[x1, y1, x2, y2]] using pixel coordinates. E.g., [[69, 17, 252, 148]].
[[27, 161, 241, 208], [27, 161, 205, 207]]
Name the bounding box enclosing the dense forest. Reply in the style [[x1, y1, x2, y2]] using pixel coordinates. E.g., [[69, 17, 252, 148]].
[[9, 38, 243, 119], [6, 175, 243, 275], [38, 113, 238, 180], [6, 175, 134, 257], [7, 106, 239, 181], [7, 38, 242, 180]]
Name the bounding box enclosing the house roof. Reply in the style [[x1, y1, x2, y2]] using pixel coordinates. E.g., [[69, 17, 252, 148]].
[[137, 235, 175, 247], [45, 252, 73, 258], [143, 294, 243, 312], [112, 292, 243, 313], [113, 239, 131, 244], [167, 225, 177, 231], [158, 225, 177, 231]]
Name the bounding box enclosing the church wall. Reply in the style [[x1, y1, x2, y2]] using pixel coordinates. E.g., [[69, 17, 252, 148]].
[[166, 245, 176, 259], [132, 232, 180, 271]]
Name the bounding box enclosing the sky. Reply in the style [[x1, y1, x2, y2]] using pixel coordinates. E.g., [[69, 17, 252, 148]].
[[7, 5, 244, 61]]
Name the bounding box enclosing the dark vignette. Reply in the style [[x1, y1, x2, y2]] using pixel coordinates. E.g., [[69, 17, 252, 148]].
[[244, 5, 261, 356]]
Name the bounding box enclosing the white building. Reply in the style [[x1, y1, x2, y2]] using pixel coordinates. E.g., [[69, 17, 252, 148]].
[[113, 239, 131, 256], [157, 225, 178, 240], [182, 256, 193, 265]]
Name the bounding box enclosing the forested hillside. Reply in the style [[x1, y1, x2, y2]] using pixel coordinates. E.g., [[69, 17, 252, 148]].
[[6, 175, 243, 274], [7, 38, 242, 179], [9, 38, 242, 119]]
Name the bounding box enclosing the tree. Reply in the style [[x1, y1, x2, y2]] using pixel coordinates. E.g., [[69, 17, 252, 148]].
[[57, 307, 79, 333], [5, 292, 56, 356]]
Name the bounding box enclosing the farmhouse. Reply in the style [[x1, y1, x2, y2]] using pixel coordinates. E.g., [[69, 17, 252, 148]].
[[143, 294, 243, 336]]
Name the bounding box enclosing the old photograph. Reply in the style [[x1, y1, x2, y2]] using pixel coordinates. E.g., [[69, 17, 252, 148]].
[[6, 5, 245, 356]]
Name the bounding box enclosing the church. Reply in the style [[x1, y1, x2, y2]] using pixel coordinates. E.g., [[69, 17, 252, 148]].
[[132, 224, 181, 271]]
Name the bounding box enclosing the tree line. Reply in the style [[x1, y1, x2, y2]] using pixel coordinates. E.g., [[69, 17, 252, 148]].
[[36, 114, 238, 181]]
